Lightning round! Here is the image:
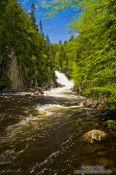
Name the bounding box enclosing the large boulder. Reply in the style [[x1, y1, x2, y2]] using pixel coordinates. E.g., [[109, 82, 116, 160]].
[[31, 88, 44, 96], [83, 98, 107, 111], [83, 98, 98, 108], [83, 129, 107, 144]]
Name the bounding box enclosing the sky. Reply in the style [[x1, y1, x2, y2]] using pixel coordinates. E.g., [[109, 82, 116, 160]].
[[19, 0, 79, 43]]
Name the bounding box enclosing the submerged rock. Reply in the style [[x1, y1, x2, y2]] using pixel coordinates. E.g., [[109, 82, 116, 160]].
[[83, 129, 107, 144], [29, 109, 40, 116], [106, 120, 116, 129]]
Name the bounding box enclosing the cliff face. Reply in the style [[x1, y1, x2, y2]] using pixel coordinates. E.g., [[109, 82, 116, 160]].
[[7, 50, 23, 91]]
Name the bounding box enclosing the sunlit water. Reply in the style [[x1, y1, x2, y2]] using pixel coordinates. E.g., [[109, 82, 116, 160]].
[[0, 72, 116, 175]]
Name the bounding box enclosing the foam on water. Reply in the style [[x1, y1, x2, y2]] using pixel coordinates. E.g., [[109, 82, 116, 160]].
[[36, 104, 66, 117], [44, 87, 78, 99]]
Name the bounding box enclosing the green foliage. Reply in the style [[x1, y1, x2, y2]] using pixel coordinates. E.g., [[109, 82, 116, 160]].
[[83, 85, 116, 99], [52, 37, 78, 78], [71, 62, 80, 88], [69, 0, 116, 111], [29, 3, 38, 30], [0, 0, 56, 90], [106, 120, 116, 129], [0, 73, 11, 90]]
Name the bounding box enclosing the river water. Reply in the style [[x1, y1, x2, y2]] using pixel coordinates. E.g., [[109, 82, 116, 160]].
[[0, 87, 116, 175]]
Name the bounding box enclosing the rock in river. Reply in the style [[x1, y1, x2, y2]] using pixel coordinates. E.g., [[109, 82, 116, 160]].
[[83, 129, 107, 144], [31, 88, 44, 96]]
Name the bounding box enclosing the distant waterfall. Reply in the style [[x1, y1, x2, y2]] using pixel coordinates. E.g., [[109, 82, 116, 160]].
[[55, 71, 74, 89]]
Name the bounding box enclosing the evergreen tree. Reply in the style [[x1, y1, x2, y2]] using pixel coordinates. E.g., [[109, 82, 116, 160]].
[[39, 20, 44, 36], [30, 3, 38, 30], [59, 40, 62, 44], [46, 35, 50, 44]]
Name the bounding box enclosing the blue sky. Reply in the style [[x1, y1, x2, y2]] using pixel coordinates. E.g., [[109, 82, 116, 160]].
[[19, 0, 79, 43]]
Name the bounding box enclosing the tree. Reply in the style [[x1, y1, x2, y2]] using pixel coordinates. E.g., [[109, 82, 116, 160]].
[[59, 40, 62, 44], [39, 20, 44, 35], [30, 3, 38, 30], [46, 35, 50, 44]]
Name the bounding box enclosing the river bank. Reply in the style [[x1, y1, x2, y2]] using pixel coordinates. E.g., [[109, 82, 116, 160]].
[[83, 97, 116, 120]]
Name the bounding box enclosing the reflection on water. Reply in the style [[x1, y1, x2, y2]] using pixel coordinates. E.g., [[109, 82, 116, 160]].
[[0, 88, 116, 175]]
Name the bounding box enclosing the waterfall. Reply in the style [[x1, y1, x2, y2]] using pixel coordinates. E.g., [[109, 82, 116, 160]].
[[55, 71, 74, 89]]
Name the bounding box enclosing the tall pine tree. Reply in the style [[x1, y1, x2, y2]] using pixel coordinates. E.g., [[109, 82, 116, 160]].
[[30, 3, 38, 30]]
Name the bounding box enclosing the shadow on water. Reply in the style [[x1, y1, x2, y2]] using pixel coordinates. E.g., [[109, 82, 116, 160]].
[[0, 92, 116, 175]]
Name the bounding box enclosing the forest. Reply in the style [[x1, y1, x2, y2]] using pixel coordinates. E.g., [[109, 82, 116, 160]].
[[0, 1, 116, 174], [0, 0, 116, 111]]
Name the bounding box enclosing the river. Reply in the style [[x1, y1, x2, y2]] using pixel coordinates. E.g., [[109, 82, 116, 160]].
[[0, 83, 116, 174]]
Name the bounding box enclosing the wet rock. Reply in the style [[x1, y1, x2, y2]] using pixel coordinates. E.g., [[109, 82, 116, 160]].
[[29, 109, 40, 116], [106, 120, 116, 129], [31, 88, 44, 96], [96, 102, 107, 111], [84, 98, 99, 109], [83, 98, 107, 112], [83, 130, 107, 144], [83, 98, 94, 107]]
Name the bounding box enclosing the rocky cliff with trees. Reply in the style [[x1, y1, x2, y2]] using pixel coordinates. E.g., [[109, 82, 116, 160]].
[[0, 0, 56, 91]]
